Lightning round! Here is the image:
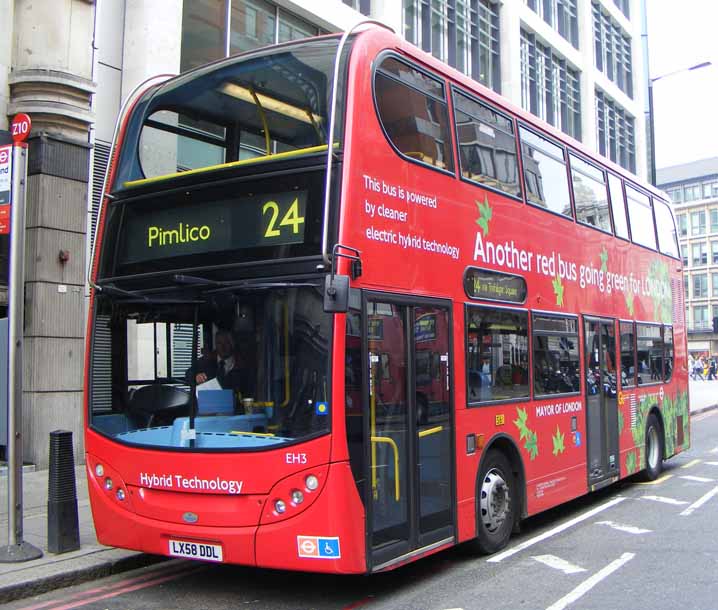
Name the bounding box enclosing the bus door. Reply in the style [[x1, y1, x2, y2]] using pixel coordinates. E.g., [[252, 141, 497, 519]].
[[583, 317, 620, 489], [364, 296, 454, 570]]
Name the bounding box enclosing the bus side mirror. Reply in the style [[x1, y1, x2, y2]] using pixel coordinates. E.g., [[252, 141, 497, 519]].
[[324, 274, 349, 313]]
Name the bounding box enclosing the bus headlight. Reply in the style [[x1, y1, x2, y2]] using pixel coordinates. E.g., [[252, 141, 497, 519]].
[[116, 488, 126, 501], [305, 475, 319, 491], [290, 489, 304, 505], [274, 499, 287, 514], [95, 464, 104, 477], [104, 477, 113, 490]]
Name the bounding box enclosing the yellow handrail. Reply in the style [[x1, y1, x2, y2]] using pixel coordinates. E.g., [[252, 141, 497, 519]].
[[371, 435, 400, 501], [123, 143, 332, 188], [230, 430, 275, 437], [248, 86, 271, 155], [418, 425, 443, 438]]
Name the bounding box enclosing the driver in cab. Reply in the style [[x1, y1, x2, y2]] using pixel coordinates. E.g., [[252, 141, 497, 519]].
[[185, 329, 250, 394]]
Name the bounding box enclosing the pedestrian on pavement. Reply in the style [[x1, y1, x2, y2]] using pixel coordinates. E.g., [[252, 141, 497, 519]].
[[694, 358, 705, 381], [709, 358, 717, 381]]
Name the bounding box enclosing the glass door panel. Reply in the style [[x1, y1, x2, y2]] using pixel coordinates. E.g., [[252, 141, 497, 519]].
[[368, 301, 410, 552]]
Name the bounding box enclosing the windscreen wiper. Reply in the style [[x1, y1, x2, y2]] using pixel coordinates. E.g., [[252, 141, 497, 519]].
[[95, 283, 204, 305], [173, 274, 319, 294]]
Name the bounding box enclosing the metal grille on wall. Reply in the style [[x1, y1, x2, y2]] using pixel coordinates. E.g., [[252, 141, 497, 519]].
[[90, 142, 112, 252]]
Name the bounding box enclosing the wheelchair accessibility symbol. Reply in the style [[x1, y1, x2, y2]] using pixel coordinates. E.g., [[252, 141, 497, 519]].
[[297, 535, 341, 559]]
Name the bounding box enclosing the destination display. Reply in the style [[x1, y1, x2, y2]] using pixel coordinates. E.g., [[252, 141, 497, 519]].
[[118, 189, 308, 265], [464, 267, 527, 303]]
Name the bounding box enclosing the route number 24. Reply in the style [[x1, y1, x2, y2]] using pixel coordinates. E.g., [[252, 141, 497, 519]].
[[263, 197, 304, 238]]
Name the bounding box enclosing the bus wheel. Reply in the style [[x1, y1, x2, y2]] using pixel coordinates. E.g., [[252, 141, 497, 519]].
[[474, 450, 515, 554], [641, 413, 663, 481]]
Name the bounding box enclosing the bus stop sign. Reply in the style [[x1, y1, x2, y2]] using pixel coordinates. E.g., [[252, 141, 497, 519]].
[[11, 114, 31, 143]]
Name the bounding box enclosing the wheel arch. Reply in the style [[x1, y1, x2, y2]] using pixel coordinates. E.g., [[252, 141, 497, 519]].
[[475, 433, 527, 530], [648, 405, 665, 460]]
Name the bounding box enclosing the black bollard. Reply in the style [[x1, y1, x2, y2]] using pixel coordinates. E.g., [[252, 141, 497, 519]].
[[47, 430, 80, 554]]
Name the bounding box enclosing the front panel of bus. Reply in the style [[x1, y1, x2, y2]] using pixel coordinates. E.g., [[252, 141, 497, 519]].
[[85, 36, 368, 573]]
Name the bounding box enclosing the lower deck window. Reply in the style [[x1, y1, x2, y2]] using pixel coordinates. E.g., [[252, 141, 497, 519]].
[[532, 314, 580, 395], [466, 306, 529, 404]]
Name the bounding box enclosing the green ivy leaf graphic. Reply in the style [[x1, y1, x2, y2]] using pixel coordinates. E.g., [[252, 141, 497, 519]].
[[552, 426, 565, 456], [626, 451, 637, 475], [475, 196, 493, 237], [618, 410, 624, 435], [552, 275, 564, 306], [599, 246, 608, 273], [525, 430, 539, 460], [514, 407, 529, 440], [625, 291, 634, 316], [647, 260, 672, 323]]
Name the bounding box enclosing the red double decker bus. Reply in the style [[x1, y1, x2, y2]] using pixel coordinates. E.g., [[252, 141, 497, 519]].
[[85, 24, 689, 573]]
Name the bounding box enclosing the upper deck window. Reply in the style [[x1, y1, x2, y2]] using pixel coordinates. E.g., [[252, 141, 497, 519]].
[[374, 56, 454, 172], [570, 153, 611, 233], [519, 126, 572, 219], [116, 38, 347, 189], [653, 197, 679, 258], [607, 173, 629, 239], [453, 89, 521, 199], [625, 185, 656, 250]]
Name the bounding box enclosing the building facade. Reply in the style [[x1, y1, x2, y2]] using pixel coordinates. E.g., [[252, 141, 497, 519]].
[[0, 0, 649, 467], [658, 158, 718, 358]]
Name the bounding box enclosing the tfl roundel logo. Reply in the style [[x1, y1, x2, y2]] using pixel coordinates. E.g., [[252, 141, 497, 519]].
[[297, 535, 341, 559], [0, 149, 9, 164]]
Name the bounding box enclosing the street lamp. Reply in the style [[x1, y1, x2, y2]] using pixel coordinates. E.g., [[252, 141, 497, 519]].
[[648, 61, 712, 185]]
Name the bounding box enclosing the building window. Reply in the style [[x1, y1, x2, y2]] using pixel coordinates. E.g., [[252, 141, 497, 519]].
[[465, 306, 529, 404], [521, 31, 581, 140], [711, 209, 718, 233], [532, 314, 580, 396], [595, 90, 635, 173], [181, 0, 227, 72], [614, 0, 629, 18], [712, 242, 718, 264], [692, 242, 707, 266], [684, 183, 703, 202], [694, 305, 709, 329], [666, 187, 682, 203], [694, 274, 708, 298], [713, 273, 718, 298], [182, 0, 321, 72], [676, 214, 687, 237], [681, 245, 688, 267], [342, 0, 371, 15], [525, 0, 578, 48], [691, 210, 706, 235], [593, 2, 632, 97], [404, 0, 500, 92]]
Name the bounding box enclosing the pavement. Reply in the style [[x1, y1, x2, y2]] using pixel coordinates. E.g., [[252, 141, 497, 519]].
[[0, 382, 716, 604]]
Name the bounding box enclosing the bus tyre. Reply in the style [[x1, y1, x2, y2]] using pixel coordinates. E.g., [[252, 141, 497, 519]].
[[641, 413, 663, 481], [474, 450, 515, 555]]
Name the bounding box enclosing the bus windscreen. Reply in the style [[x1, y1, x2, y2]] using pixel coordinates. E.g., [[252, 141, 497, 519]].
[[111, 37, 349, 190]]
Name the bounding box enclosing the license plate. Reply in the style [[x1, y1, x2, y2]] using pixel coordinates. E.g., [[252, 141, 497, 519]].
[[168, 539, 223, 562]]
